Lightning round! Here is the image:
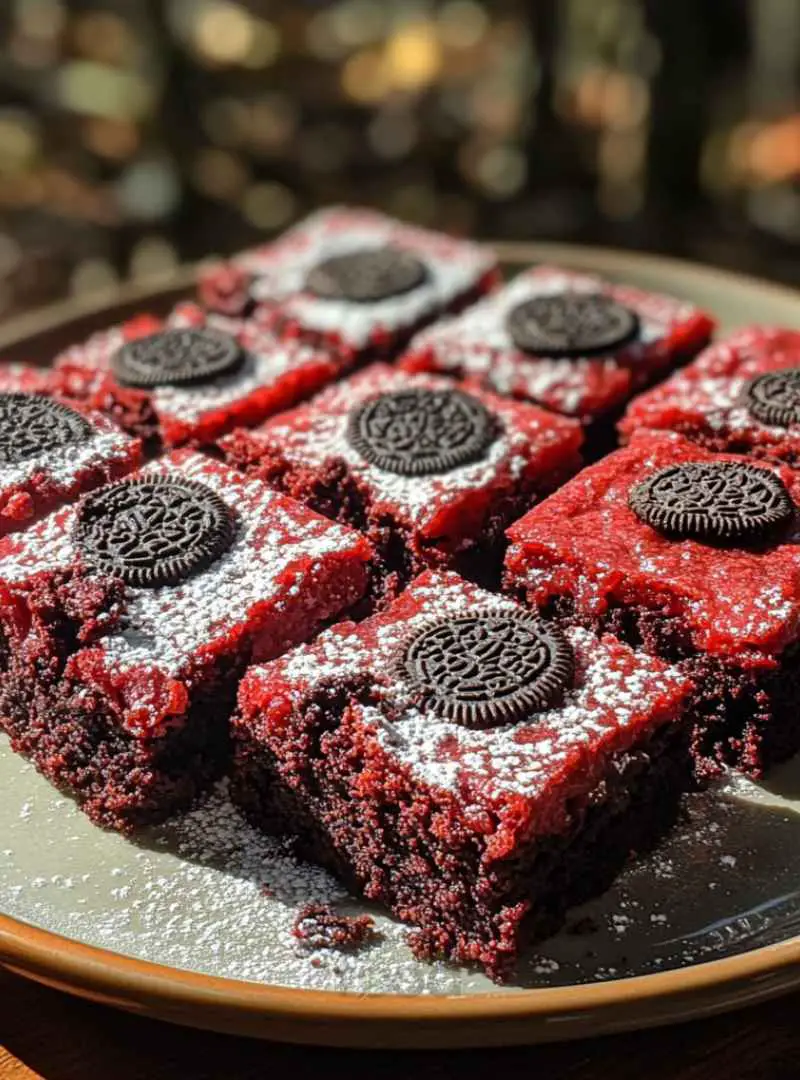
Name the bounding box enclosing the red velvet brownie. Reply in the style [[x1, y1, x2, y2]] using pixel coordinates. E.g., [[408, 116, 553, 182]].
[[232, 570, 693, 980], [620, 326, 800, 464], [220, 364, 582, 591], [402, 265, 714, 444], [0, 451, 373, 831], [198, 206, 499, 362], [0, 378, 141, 537], [505, 430, 800, 777], [51, 301, 341, 448]]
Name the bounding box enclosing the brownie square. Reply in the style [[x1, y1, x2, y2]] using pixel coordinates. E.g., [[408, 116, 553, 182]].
[[51, 301, 341, 448], [0, 372, 141, 536], [504, 430, 800, 777], [402, 264, 714, 440], [232, 570, 692, 980], [620, 326, 800, 464], [197, 206, 499, 361], [220, 364, 582, 591], [0, 451, 373, 831]]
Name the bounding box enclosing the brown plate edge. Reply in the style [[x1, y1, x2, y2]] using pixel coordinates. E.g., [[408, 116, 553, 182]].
[[2, 911, 799, 1048], [0, 242, 799, 1048]]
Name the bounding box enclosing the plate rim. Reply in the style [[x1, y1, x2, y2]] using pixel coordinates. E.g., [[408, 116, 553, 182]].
[[2, 241, 800, 1047]]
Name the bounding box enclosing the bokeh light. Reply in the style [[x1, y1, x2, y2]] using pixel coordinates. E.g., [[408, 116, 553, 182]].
[[0, 0, 795, 319]]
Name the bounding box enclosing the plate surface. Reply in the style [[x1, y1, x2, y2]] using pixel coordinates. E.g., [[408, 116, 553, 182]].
[[1, 244, 800, 1048]]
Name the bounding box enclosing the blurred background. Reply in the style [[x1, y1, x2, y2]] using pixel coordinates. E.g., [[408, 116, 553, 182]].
[[0, 0, 797, 321]]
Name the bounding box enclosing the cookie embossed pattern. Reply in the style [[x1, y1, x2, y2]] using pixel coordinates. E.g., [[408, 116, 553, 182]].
[[52, 302, 343, 447], [232, 571, 693, 980], [505, 431, 800, 777], [0, 451, 373, 830], [199, 206, 500, 360], [0, 372, 142, 536], [402, 264, 715, 431], [220, 363, 582, 590], [620, 327, 800, 465], [399, 610, 574, 727]]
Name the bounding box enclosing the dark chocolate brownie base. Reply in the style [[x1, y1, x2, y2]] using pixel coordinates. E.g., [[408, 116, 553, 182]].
[[222, 443, 576, 602], [619, 418, 800, 468], [0, 568, 238, 831], [0, 673, 232, 832], [531, 594, 800, 780], [231, 710, 689, 981]]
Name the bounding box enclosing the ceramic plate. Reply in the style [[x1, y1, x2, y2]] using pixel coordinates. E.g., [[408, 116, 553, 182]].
[[1, 244, 800, 1048]]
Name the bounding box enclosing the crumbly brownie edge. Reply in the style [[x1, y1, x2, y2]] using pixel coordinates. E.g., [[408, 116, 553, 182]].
[[526, 593, 800, 780], [405, 339, 711, 440], [618, 416, 800, 468], [0, 542, 373, 830], [0, 662, 235, 833], [222, 439, 580, 601], [230, 702, 689, 981]]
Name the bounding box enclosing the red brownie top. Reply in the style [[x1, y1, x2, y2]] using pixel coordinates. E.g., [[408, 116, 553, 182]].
[[402, 265, 714, 421], [505, 430, 800, 664], [52, 301, 340, 446], [0, 451, 373, 736], [620, 326, 800, 461], [239, 571, 690, 848], [221, 364, 582, 540], [0, 381, 140, 533], [200, 206, 498, 354]]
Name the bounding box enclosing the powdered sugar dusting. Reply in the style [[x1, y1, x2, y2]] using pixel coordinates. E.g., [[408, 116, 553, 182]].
[[622, 326, 800, 457], [234, 206, 497, 349], [0, 451, 370, 705], [54, 303, 339, 434], [406, 266, 706, 417], [506, 432, 800, 661], [0, 404, 137, 496], [245, 572, 690, 812], [155, 329, 335, 427], [247, 365, 578, 528], [0, 758, 461, 993]]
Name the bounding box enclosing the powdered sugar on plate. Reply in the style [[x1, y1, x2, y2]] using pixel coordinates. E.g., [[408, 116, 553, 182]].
[[4, 736, 800, 994]]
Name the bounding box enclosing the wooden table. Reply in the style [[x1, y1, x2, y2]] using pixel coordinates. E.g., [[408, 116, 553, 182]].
[[0, 968, 795, 1080]]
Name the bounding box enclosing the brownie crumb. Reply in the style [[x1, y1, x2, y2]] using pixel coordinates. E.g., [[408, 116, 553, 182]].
[[293, 903, 379, 951]]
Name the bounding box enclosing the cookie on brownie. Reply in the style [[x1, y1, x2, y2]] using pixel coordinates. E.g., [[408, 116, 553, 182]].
[[51, 301, 343, 447], [402, 264, 715, 452], [220, 363, 582, 593], [232, 570, 693, 980], [620, 326, 800, 465], [0, 363, 141, 536], [505, 429, 800, 777], [0, 451, 373, 831], [198, 206, 500, 362]]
